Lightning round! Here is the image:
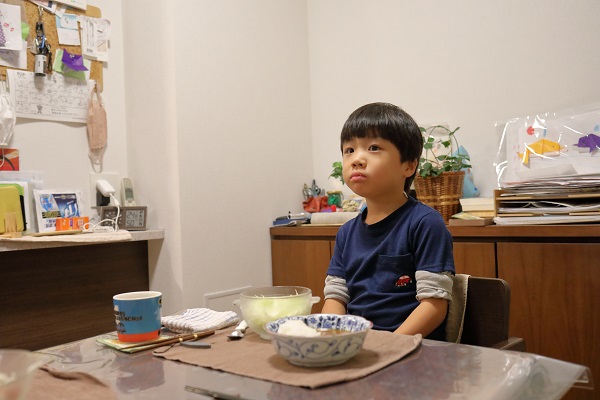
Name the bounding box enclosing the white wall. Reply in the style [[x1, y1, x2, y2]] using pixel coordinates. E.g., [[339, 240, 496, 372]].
[[121, 1, 185, 313], [173, 1, 313, 309], [307, 0, 600, 197], [123, 0, 313, 314]]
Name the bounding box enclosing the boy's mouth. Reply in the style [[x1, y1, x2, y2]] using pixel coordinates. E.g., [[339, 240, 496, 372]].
[[349, 172, 366, 181]]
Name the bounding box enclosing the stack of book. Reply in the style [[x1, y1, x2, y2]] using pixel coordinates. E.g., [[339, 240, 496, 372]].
[[494, 181, 600, 225], [448, 198, 495, 226], [459, 197, 495, 218]]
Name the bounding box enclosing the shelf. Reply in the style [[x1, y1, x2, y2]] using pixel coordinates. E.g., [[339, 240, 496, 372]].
[[0, 229, 165, 252]]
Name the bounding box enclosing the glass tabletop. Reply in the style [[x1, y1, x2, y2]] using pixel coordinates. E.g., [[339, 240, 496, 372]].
[[36, 334, 592, 400]]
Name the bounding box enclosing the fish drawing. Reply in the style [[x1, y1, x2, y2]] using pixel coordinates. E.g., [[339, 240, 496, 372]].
[[573, 133, 600, 153], [517, 138, 563, 165]]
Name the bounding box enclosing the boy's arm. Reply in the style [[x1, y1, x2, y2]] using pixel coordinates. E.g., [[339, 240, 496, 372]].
[[321, 298, 347, 314], [321, 275, 349, 314], [395, 267, 453, 337], [394, 297, 448, 336]]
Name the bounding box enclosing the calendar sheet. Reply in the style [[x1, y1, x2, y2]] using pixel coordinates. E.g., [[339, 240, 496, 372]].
[[7, 70, 94, 123]]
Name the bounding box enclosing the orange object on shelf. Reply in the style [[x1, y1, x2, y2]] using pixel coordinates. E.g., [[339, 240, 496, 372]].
[[55, 216, 89, 231]]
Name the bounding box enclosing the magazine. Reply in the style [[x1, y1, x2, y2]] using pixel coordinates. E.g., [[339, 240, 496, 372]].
[[33, 190, 83, 232]]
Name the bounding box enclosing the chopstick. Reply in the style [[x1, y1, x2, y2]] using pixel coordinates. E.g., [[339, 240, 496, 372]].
[[118, 329, 215, 350], [185, 385, 253, 400]]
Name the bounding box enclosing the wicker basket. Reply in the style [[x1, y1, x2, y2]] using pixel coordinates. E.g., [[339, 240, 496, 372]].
[[414, 171, 465, 223]]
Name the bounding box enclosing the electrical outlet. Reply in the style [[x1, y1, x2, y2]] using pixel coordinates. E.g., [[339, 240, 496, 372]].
[[89, 173, 120, 207]]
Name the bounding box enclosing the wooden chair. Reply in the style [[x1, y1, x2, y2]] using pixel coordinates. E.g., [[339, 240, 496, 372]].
[[447, 275, 526, 351]]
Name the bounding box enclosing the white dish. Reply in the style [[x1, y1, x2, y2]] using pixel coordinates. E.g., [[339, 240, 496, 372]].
[[264, 314, 372, 367]]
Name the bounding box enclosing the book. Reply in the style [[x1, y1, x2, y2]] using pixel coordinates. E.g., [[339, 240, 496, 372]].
[[459, 197, 494, 211], [449, 217, 494, 226], [463, 210, 495, 218], [449, 212, 494, 226]]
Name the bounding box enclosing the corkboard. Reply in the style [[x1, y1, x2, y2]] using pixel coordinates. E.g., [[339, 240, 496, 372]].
[[0, 1, 103, 91]]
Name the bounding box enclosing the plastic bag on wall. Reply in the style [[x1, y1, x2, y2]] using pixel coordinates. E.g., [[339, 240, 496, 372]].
[[0, 81, 16, 147], [494, 102, 600, 187]]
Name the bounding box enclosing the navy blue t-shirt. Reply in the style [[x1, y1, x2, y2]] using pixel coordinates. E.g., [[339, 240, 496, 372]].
[[327, 197, 455, 340]]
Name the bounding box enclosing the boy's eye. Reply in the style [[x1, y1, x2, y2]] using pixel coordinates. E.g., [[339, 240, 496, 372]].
[[343, 147, 354, 154], [369, 145, 380, 151]]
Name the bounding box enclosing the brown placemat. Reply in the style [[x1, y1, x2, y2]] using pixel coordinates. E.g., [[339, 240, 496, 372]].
[[154, 328, 422, 388], [27, 367, 117, 400]]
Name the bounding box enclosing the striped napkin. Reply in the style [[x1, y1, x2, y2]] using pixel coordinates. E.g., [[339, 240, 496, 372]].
[[161, 308, 239, 334]]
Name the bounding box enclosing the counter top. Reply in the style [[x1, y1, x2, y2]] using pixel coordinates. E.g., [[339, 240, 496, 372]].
[[0, 229, 165, 252], [271, 224, 600, 240]]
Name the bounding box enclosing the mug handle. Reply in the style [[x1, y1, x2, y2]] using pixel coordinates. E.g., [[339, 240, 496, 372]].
[[310, 296, 320, 305], [232, 299, 240, 307]]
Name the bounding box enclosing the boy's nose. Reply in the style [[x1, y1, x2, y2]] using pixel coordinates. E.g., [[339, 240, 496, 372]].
[[352, 154, 365, 167]]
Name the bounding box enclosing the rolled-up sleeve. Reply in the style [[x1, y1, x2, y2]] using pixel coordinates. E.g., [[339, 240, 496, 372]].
[[323, 275, 350, 304], [415, 271, 453, 301]]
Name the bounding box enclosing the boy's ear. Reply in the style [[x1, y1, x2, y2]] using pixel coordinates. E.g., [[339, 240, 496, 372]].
[[403, 160, 418, 177]]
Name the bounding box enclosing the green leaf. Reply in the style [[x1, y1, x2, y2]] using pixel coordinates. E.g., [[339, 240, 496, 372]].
[[418, 124, 470, 178]]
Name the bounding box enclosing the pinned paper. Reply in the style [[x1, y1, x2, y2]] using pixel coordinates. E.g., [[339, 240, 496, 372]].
[[29, 1, 57, 14], [0, 3, 23, 51], [53, 48, 90, 80], [79, 16, 110, 62], [55, 14, 80, 45], [20, 22, 28, 41], [53, 0, 87, 11], [0, 40, 27, 69], [61, 49, 88, 71]]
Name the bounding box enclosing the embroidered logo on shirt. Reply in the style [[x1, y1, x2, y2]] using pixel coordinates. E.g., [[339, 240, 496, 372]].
[[395, 275, 412, 287]]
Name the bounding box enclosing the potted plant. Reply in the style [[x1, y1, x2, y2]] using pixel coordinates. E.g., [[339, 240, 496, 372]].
[[414, 125, 471, 222], [329, 161, 344, 185], [327, 161, 344, 207], [418, 125, 471, 178], [329, 161, 365, 212]]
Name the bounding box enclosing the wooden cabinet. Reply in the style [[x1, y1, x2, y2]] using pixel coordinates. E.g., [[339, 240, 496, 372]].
[[270, 227, 335, 312], [271, 224, 599, 400], [0, 232, 164, 351], [452, 242, 496, 277], [497, 242, 599, 400], [450, 225, 600, 400]]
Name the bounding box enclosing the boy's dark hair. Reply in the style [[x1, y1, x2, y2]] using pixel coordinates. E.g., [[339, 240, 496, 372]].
[[340, 102, 423, 192]]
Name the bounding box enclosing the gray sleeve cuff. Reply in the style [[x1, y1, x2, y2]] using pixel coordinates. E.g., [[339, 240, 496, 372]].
[[415, 271, 453, 301], [324, 275, 350, 304]]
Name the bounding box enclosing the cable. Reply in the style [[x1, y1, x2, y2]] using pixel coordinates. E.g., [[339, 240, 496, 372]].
[[109, 193, 120, 207], [83, 196, 121, 233]]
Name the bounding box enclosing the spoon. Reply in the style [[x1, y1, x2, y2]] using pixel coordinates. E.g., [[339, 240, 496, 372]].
[[228, 320, 248, 340]]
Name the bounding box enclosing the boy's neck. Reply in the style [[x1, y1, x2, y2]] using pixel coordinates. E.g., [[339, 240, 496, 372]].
[[364, 191, 409, 225]]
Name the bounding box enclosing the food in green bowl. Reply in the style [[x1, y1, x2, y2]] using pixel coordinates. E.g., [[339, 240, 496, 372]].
[[233, 286, 320, 339]]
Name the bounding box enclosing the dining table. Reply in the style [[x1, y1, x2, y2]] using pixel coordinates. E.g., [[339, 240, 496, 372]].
[[32, 328, 593, 400]]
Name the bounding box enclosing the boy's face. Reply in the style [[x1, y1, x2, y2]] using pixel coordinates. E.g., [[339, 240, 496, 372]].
[[342, 137, 417, 200]]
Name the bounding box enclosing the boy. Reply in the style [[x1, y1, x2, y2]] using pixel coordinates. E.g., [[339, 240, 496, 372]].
[[321, 102, 454, 340]]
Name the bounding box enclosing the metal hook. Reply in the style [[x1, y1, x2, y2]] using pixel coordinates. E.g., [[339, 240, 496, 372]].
[[38, 5, 43, 20]]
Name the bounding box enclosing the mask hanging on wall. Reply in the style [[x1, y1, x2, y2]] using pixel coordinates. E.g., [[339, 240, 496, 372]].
[[87, 82, 107, 172]]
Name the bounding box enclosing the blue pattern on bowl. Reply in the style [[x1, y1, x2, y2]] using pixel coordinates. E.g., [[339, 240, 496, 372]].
[[264, 314, 372, 367]]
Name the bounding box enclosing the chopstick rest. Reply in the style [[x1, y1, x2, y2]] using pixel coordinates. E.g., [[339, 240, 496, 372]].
[[181, 341, 211, 349], [119, 329, 215, 351]]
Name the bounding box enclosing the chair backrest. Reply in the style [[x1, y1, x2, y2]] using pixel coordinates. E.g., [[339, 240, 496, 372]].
[[460, 276, 511, 347]]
